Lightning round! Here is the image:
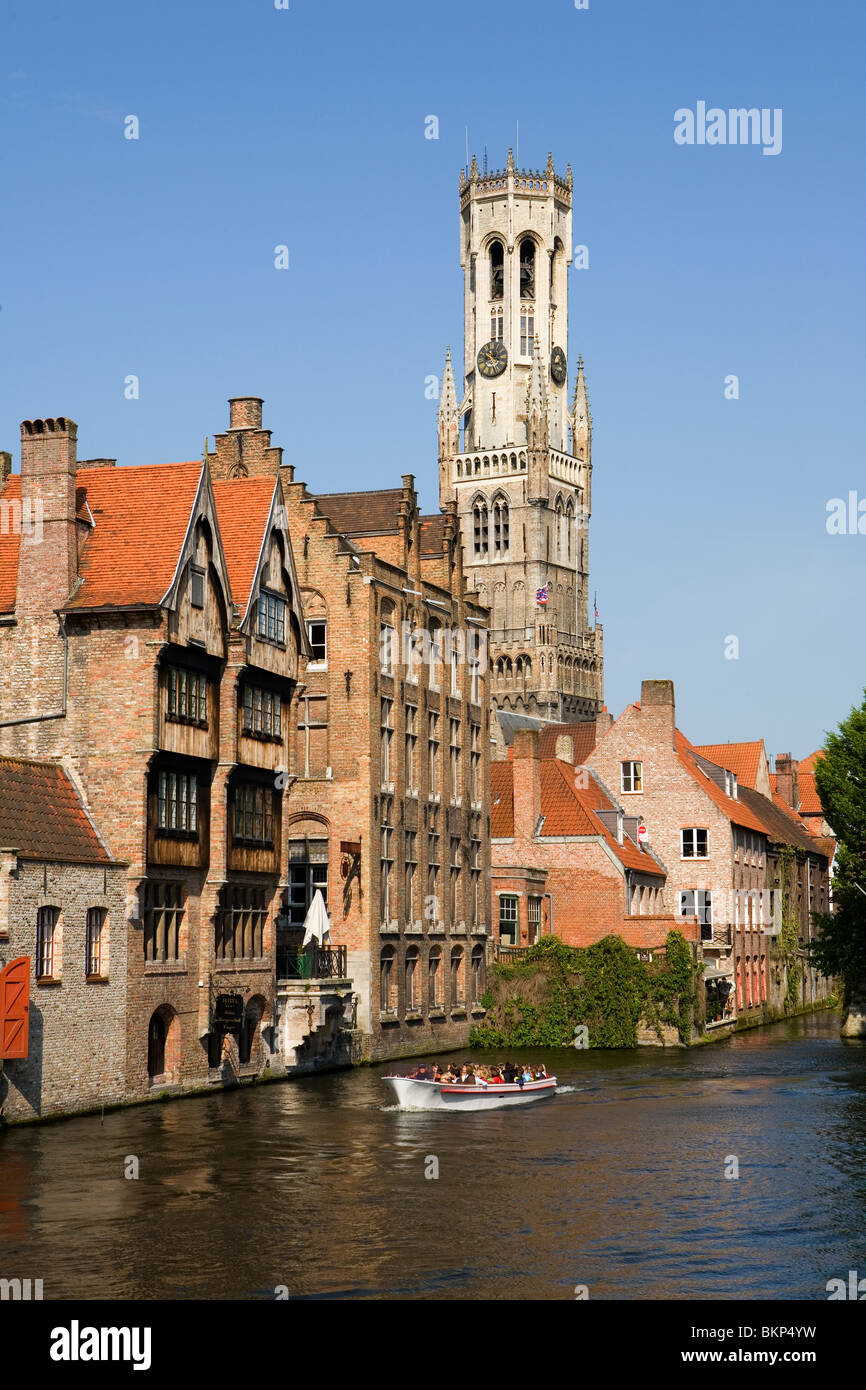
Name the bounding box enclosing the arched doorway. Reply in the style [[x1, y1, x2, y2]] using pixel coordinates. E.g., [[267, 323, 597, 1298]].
[[147, 1011, 166, 1080]]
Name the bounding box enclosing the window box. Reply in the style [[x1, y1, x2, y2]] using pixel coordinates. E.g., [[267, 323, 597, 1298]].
[[405, 1010, 424, 1022], [428, 1007, 447, 1019], [470, 1004, 487, 1016], [85, 974, 109, 984], [450, 1006, 467, 1018], [378, 1011, 399, 1024]]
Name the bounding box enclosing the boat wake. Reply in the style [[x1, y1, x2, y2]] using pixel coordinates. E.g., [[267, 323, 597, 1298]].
[[554, 1084, 581, 1094]]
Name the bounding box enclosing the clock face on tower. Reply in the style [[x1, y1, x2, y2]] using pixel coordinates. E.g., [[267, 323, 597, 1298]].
[[550, 346, 567, 386], [476, 340, 508, 379]]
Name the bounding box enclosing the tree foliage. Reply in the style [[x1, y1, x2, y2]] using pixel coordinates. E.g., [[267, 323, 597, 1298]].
[[810, 692, 866, 991]]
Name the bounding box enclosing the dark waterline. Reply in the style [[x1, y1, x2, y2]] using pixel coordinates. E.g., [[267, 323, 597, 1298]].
[[1, 1012, 864, 1300]]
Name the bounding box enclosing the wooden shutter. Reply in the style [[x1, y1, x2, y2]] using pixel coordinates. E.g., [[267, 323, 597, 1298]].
[[0, 957, 30, 1059]]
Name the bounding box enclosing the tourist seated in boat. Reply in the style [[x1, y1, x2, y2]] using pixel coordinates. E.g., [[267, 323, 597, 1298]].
[[489, 1067, 504, 1083], [503, 1062, 516, 1082]]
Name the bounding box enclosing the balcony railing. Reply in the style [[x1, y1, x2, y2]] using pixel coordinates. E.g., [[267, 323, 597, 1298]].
[[276, 945, 348, 981], [494, 944, 532, 963]]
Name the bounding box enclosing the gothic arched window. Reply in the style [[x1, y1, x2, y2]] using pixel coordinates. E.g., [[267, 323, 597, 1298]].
[[490, 240, 504, 300], [519, 237, 535, 300], [565, 499, 574, 560], [554, 498, 564, 558], [493, 497, 509, 557], [473, 500, 489, 556]]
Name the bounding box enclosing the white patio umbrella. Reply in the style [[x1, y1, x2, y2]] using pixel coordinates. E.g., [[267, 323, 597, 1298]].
[[301, 889, 332, 948]]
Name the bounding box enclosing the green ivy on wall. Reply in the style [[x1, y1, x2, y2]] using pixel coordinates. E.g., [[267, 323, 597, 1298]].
[[470, 931, 700, 1050]]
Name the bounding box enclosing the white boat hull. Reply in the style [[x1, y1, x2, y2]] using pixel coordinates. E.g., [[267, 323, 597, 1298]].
[[384, 1075, 557, 1111]]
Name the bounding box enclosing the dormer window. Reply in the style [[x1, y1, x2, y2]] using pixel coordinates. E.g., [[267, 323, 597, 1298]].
[[190, 566, 205, 609], [725, 771, 738, 799], [257, 589, 287, 646]]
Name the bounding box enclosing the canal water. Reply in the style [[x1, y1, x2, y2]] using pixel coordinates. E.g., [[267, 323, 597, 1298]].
[[1, 1012, 864, 1300]]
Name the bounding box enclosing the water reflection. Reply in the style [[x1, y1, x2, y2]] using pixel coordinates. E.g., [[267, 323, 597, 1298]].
[[0, 1013, 864, 1299]]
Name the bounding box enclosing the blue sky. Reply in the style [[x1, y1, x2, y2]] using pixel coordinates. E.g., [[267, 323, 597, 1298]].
[[1, 0, 864, 758]]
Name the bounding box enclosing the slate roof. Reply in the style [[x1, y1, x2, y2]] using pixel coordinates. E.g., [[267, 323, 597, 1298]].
[[0, 757, 114, 864], [495, 710, 547, 746]]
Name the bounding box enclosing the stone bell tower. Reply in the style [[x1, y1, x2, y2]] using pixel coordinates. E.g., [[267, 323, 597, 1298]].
[[437, 150, 603, 721]]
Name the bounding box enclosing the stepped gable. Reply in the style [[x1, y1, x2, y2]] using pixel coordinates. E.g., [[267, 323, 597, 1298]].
[[0, 756, 114, 864]]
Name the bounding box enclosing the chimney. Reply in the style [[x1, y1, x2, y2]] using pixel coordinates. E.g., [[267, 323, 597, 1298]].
[[640, 678, 676, 746], [555, 733, 574, 763], [77, 458, 116, 469], [595, 706, 613, 735], [18, 416, 79, 613], [775, 754, 800, 811], [512, 729, 542, 836], [208, 397, 282, 480], [0, 451, 11, 487], [228, 396, 263, 431]]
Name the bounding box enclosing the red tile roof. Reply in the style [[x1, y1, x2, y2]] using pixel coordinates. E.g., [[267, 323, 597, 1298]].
[[796, 773, 823, 816], [65, 463, 204, 611], [212, 478, 277, 617], [0, 474, 22, 613], [491, 762, 514, 838], [0, 757, 114, 863], [676, 730, 769, 835], [491, 757, 663, 877], [691, 740, 766, 789], [800, 750, 823, 773], [538, 722, 599, 766]]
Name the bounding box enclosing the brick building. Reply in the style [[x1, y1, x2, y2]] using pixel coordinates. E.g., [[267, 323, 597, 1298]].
[[490, 728, 693, 952], [0, 756, 127, 1122], [0, 412, 308, 1104], [589, 682, 832, 1027], [275, 471, 492, 1060]]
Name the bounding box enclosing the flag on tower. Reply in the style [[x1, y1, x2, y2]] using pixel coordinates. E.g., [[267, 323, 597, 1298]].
[[594, 591, 599, 621], [536, 584, 549, 606]]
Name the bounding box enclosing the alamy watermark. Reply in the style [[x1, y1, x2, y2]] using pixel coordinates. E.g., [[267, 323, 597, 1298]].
[[0, 495, 43, 544], [674, 103, 782, 157]]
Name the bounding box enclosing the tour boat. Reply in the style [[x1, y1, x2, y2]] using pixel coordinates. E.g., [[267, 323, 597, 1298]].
[[383, 1073, 557, 1111]]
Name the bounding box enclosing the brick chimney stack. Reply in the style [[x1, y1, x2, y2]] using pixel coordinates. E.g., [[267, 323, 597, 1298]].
[[0, 451, 12, 486], [640, 679, 676, 748], [208, 396, 283, 480], [513, 729, 542, 835], [775, 754, 800, 811], [17, 416, 79, 614]]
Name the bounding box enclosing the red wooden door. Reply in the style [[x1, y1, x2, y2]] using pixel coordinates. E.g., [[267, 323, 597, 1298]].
[[0, 957, 30, 1058]]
